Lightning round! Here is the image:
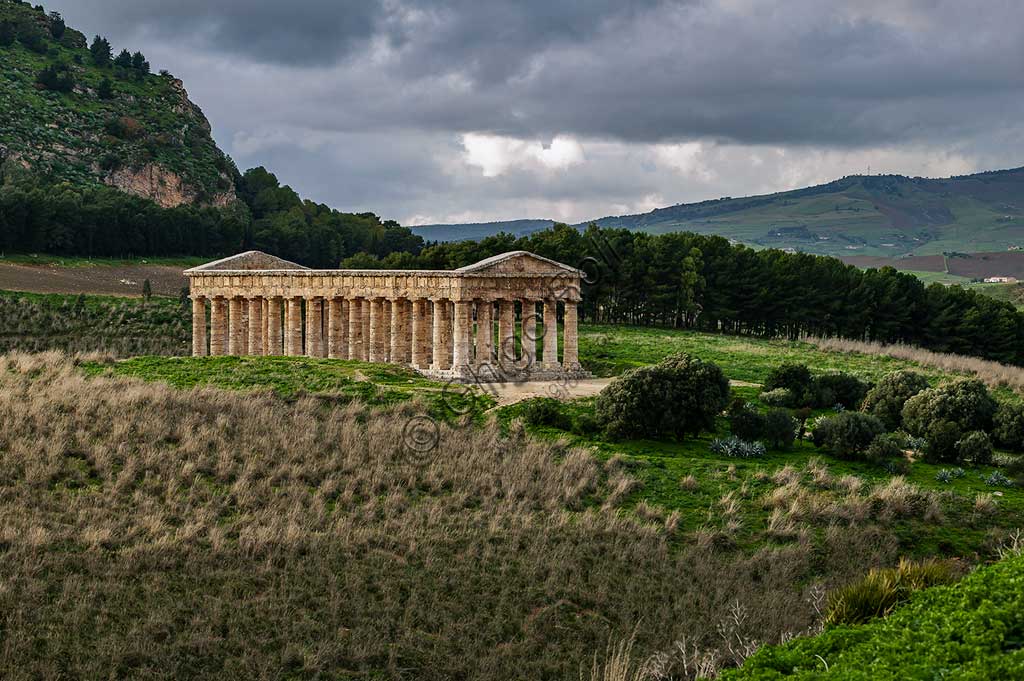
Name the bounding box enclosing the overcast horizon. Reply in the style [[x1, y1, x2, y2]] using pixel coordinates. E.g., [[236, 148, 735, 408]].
[[48, 1, 1024, 226]]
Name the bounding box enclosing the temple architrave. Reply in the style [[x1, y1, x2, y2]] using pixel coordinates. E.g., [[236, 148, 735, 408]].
[[184, 250, 587, 381]]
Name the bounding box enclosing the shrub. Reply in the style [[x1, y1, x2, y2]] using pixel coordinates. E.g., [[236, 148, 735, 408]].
[[521, 398, 571, 431], [760, 387, 795, 408], [956, 431, 993, 466], [935, 468, 965, 483], [983, 471, 1013, 488], [763, 408, 797, 450], [823, 558, 956, 626], [811, 412, 885, 460], [571, 413, 600, 437], [710, 437, 766, 459], [814, 372, 870, 410], [861, 370, 930, 430], [993, 402, 1024, 452], [902, 379, 997, 462], [764, 364, 813, 404], [865, 432, 905, 465], [728, 402, 766, 441], [595, 353, 729, 441]]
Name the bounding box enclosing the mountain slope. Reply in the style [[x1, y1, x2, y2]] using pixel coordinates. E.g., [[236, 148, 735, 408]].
[[414, 167, 1024, 256], [0, 0, 236, 207]]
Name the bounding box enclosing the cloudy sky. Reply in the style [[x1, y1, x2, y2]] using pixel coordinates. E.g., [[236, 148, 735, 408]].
[[51, 0, 1024, 226]]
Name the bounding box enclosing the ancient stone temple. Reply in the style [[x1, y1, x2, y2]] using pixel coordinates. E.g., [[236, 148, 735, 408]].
[[185, 251, 586, 381]]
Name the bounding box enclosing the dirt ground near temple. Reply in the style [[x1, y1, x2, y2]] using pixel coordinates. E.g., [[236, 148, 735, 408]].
[[0, 263, 188, 296]]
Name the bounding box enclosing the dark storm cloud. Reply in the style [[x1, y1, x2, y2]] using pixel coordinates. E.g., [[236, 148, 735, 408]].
[[55, 0, 1024, 147]]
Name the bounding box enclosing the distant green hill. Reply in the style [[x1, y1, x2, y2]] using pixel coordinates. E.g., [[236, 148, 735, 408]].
[[0, 0, 236, 207], [418, 167, 1024, 256], [412, 218, 555, 243]]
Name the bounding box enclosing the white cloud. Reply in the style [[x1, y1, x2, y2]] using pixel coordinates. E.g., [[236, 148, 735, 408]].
[[461, 133, 584, 177]]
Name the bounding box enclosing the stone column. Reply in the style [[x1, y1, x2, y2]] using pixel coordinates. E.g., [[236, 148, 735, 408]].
[[453, 300, 472, 370], [228, 297, 245, 356], [262, 298, 269, 355], [390, 298, 409, 365], [248, 297, 264, 356], [475, 300, 494, 366], [542, 300, 559, 369], [267, 297, 283, 355], [349, 298, 364, 361], [521, 299, 537, 370], [431, 298, 452, 370], [411, 298, 431, 369], [361, 297, 371, 361], [498, 299, 516, 365], [285, 297, 303, 356], [369, 298, 386, 362], [563, 300, 580, 369], [381, 299, 392, 362], [210, 297, 228, 356], [191, 297, 207, 357], [306, 297, 323, 358], [327, 297, 347, 359]]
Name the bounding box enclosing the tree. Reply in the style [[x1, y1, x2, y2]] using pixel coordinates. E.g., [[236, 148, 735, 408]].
[[36, 64, 74, 93], [48, 11, 65, 39], [764, 363, 814, 405], [862, 370, 930, 431], [142, 279, 152, 302], [0, 21, 15, 47], [89, 35, 112, 66], [114, 48, 132, 68], [993, 402, 1024, 452], [97, 77, 114, 100], [812, 412, 885, 460], [596, 353, 730, 441], [131, 51, 150, 74], [902, 379, 997, 462]]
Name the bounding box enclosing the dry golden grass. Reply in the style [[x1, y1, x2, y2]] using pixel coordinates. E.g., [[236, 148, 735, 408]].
[[805, 336, 1024, 392], [0, 352, 898, 680]]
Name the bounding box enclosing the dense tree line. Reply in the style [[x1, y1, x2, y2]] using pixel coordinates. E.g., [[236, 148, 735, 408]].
[[353, 223, 1024, 366], [0, 168, 424, 268]]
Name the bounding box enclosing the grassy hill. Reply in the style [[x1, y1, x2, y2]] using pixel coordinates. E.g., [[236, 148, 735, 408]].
[[418, 167, 1024, 257], [0, 0, 236, 206]]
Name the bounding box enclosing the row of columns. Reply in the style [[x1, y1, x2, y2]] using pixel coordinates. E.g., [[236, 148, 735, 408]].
[[192, 296, 580, 372]]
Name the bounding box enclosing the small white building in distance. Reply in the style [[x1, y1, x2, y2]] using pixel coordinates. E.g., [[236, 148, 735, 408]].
[[984, 276, 1018, 284]]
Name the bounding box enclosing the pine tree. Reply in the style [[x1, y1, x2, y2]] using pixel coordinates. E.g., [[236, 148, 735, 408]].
[[0, 21, 15, 48], [48, 11, 65, 39], [89, 35, 112, 66], [114, 49, 132, 68]]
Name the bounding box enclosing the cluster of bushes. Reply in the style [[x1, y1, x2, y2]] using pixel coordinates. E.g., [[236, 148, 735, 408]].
[[727, 401, 798, 450], [762, 363, 869, 410], [824, 558, 957, 626]]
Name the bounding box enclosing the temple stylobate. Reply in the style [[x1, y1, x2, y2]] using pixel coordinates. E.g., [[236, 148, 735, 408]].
[[185, 250, 587, 381]]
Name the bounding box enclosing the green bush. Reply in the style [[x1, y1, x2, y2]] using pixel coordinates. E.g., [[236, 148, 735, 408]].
[[763, 408, 797, 449], [811, 412, 885, 460], [993, 402, 1024, 452], [764, 363, 813, 403], [521, 398, 571, 431], [824, 558, 956, 627], [595, 353, 729, 441], [760, 387, 795, 407], [861, 369, 930, 430], [571, 412, 600, 437], [814, 372, 869, 410], [956, 430, 993, 466], [728, 402, 766, 441], [864, 432, 906, 464], [720, 554, 1024, 680], [902, 379, 997, 462]]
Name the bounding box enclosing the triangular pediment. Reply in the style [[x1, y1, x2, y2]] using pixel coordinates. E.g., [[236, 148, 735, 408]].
[[456, 251, 579, 275], [185, 251, 308, 273]]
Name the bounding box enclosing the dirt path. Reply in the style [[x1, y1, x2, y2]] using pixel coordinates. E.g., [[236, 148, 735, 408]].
[[0, 263, 187, 296], [482, 377, 761, 406]]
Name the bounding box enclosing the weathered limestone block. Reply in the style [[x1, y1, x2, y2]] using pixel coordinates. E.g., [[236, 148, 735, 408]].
[[248, 297, 264, 356], [191, 297, 207, 356], [267, 297, 283, 355], [542, 299, 559, 369], [210, 297, 228, 356]]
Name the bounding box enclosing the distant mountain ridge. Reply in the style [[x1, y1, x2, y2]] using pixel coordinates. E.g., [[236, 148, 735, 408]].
[[0, 0, 236, 207], [413, 166, 1024, 256]]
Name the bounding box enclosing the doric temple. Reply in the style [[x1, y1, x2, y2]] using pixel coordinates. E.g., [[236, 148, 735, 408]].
[[185, 251, 586, 381]]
